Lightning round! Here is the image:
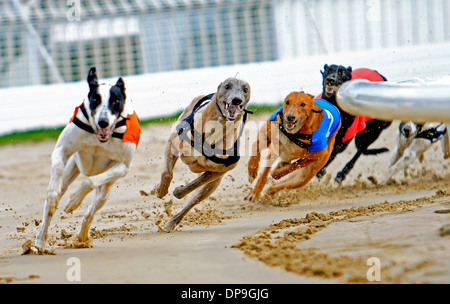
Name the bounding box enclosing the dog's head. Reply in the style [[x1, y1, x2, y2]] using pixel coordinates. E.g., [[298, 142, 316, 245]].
[[282, 91, 318, 134], [321, 64, 352, 100], [399, 121, 419, 139], [215, 77, 251, 121], [86, 67, 126, 143]]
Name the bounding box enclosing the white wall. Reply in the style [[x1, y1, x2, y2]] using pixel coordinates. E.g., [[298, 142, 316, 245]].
[[1, 42, 449, 136]]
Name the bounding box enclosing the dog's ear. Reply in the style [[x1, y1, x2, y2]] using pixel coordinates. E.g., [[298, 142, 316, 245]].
[[115, 77, 126, 92], [306, 93, 315, 100], [87, 67, 98, 98], [346, 66, 352, 73], [87, 67, 98, 86], [321, 64, 329, 75]]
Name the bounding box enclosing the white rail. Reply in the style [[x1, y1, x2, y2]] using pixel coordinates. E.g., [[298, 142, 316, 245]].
[[336, 77, 450, 123]]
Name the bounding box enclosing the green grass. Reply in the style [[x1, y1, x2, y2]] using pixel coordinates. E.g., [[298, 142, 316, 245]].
[[0, 104, 281, 147]]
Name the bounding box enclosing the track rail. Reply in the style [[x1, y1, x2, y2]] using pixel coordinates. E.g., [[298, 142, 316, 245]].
[[336, 78, 450, 123]]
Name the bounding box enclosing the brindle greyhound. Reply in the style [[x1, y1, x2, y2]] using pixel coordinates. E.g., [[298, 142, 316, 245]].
[[316, 64, 392, 183]]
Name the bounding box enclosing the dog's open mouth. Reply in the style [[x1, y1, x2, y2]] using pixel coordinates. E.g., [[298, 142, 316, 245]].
[[324, 85, 338, 96], [223, 102, 244, 121], [284, 116, 304, 133], [97, 127, 112, 143]]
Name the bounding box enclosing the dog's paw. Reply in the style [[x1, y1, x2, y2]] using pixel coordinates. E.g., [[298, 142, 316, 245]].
[[64, 193, 84, 213], [164, 219, 178, 232], [173, 185, 188, 199], [244, 191, 259, 202], [154, 184, 168, 199], [334, 172, 346, 184], [367, 175, 378, 185]]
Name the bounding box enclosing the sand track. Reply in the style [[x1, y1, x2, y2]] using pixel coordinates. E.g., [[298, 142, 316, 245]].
[[1, 116, 449, 284]]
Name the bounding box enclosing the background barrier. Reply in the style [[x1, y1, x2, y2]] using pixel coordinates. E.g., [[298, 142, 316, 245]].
[[1, 0, 450, 135]]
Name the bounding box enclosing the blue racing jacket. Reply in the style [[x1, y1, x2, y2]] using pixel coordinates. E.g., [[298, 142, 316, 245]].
[[270, 98, 340, 152]]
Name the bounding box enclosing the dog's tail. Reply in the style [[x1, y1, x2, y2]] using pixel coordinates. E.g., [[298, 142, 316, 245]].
[[363, 148, 389, 155]]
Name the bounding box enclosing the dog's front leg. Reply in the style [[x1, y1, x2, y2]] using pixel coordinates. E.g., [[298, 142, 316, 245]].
[[380, 139, 430, 184], [155, 139, 179, 198], [442, 124, 450, 159], [390, 131, 410, 167], [245, 150, 276, 202], [35, 146, 68, 251], [165, 177, 223, 232], [65, 162, 130, 214], [77, 182, 113, 243], [248, 121, 272, 183]]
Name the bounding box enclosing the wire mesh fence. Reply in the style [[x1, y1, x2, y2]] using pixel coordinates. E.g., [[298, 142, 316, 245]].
[[1, 0, 449, 89]]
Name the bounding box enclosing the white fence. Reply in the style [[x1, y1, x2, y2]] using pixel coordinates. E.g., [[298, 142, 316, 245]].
[[2, 42, 450, 136], [1, 0, 450, 135]]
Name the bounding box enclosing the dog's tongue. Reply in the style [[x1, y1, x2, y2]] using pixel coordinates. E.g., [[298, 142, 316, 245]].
[[226, 104, 242, 120], [325, 86, 337, 95]]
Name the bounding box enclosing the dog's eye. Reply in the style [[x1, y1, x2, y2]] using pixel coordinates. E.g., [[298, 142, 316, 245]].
[[301, 103, 305, 107], [224, 84, 231, 90], [243, 87, 249, 94], [285, 100, 289, 105], [112, 100, 121, 110]]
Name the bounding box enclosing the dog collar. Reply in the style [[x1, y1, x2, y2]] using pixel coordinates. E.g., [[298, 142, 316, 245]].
[[70, 103, 127, 140], [415, 124, 447, 143], [176, 93, 250, 167], [270, 107, 322, 150], [276, 113, 313, 150], [270, 99, 340, 152]]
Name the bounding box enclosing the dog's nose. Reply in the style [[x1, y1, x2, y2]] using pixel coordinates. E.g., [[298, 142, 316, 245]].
[[98, 119, 109, 129], [326, 78, 335, 86], [231, 98, 242, 106], [403, 127, 411, 137], [286, 113, 296, 122]]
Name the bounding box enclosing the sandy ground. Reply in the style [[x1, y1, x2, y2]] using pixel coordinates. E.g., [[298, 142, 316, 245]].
[[1, 114, 449, 284]]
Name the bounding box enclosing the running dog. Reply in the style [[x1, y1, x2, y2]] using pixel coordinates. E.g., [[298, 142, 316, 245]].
[[316, 64, 392, 183], [245, 91, 341, 202], [154, 77, 251, 231], [371, 121, 450, 184], [33, 67, 140, 252]]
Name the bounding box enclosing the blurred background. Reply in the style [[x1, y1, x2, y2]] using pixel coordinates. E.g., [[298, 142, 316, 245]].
[[1, 0, 450, 134]]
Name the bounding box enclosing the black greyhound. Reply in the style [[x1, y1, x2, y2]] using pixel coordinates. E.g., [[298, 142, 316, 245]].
[[316, 64, 392, 183]]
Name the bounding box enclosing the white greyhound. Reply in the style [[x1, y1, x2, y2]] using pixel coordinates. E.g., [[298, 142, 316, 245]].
[[374, 121, 449, 184], [33, 67, 140, 252]]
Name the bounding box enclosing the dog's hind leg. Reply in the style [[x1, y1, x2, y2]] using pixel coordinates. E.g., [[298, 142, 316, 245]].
[[336, 147, 389, 183], [165, 177, 222, 231], [335, 151, 362, 183], [379, 139, 431, 184], [77, 182, 112, 243], [316, 139, 350, 179], [173, 171, 224, 199]]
